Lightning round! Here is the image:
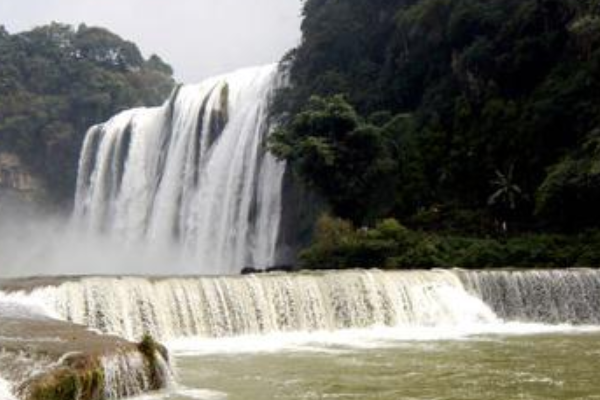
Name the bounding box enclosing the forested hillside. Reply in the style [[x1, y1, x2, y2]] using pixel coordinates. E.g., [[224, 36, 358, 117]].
[[272, 0, 600, 268], [0, 23, 174, 207]]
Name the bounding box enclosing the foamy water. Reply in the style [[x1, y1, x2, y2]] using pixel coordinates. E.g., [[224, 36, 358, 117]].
[[0, 291, 58, 320], [166, 323, 600, 356], [0, 377, 16, 400], [2, 270, 600, 400]]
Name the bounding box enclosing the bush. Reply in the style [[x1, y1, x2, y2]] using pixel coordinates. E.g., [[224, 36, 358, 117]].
[[299, 215, 600, 270]]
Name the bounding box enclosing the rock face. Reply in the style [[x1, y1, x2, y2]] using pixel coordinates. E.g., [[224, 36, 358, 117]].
[[0, 314, 170, 400], [0, 152, 45, 206]]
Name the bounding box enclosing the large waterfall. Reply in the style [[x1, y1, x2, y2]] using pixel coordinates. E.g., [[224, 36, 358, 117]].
[[10, 269, 600, 343], [73, 65, 286, 275]]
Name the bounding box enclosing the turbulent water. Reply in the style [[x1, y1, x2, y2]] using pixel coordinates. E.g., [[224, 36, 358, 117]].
[[9, 269, 600, 343], [4, 62, 599, 400], [2, 269, 600, 400], [167, 333, 600, 400], [0, 378, 16, 400], [73, 65, 286, 275], [24, 270, 496, 342], [101, 352, 171, 399]]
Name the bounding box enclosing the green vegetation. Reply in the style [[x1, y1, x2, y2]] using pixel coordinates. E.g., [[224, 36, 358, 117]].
[[24, 359, 104, 400], [0, 23, 174, 206], [273, 0, 600, 269], [301, 215, 600, 270], [270, 95, 398, 225], [22, 335, 167, 400], [138, 334, 168, 391]]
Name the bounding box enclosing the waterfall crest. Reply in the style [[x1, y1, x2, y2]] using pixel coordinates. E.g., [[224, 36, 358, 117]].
[[458, 269, 600, 324], [28, 270, 497, 341], [73, 65, 286, 275], [4, 269, 600, 344]]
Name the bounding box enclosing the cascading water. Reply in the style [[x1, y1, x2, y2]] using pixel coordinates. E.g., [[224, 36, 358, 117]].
[[458, 269, 600, 324], [8, 269, 600, 344], [2, 269, 600, 400], [73, 65, 286, 275], [14, 270, 496, 342], [101, 351, 172, 399]]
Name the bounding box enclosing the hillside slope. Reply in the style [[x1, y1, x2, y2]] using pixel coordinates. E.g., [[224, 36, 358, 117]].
[[0, 23, 174, 209]]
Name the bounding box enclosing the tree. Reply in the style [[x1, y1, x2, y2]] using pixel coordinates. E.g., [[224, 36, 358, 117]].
[[536, 130, 600, 228], [488, 165, 523, 232], [270, 95, 398, 225], [0, 24, 175, 207]]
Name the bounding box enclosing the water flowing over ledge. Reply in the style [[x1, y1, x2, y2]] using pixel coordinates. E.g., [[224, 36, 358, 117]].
[[2, 269, 600, 399], [73, 65, 286, 275], [458, 269, 600, 324], [0, 298, 171, 400], [3, 269, 600, 344]]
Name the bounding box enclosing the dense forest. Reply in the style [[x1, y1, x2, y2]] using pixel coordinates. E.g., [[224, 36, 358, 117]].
[[2, 2, 600, 269], [272, 0, 600, 269], [0, 23, 174, 207]]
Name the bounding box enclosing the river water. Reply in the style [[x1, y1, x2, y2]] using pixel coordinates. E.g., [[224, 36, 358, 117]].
[[3, 271, 600, 399], [135, 330, 600, 400]]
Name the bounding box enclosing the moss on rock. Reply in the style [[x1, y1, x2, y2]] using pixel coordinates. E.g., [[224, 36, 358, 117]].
[[22, 357, 105, 400], [138, 334, 169, 391]]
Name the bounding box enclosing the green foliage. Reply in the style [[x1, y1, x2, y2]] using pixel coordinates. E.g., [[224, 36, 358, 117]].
[[536, 130, 600, 227], [299, 215, 411, 269], [0, 23, 175, 206], [25, 363, 105, 400], [300, 216, 600, 270], [277, 0, 600, 233], [138, 334, 168, 391], [270, 96, 398, 225]]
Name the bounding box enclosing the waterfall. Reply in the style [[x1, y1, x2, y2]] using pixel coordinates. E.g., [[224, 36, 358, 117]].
[[457, 269, 600, 324], [73, 65, 286, 275], [27, 270, 498, 341], [3, 269, 600, 345], [101, 351, 172, 399]]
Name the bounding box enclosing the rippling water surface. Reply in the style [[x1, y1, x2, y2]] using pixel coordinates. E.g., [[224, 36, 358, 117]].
[[141, 332, 600, 400]]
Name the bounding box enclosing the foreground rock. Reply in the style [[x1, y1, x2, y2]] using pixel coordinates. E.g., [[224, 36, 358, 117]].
[[0, 314, 169, 400]]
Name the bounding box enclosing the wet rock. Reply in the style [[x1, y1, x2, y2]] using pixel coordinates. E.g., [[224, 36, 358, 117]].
[[0, 315, 170, 400]]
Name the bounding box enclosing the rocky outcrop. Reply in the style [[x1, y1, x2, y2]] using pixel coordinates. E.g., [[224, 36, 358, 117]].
[[0, 314, 170, 400], [0, 152, 45, 206]]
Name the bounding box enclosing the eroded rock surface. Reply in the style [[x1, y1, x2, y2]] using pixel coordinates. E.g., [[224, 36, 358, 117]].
[[0, 300, 169, 400]]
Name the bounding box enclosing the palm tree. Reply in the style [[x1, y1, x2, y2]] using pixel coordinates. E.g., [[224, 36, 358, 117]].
[[488, 164, 522, 232]]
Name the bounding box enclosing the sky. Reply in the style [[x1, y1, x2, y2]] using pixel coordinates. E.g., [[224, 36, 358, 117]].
[[0, 0, 303, 83]]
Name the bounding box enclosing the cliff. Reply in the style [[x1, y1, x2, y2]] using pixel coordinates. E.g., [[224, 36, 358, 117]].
[[0, 152, 45, 206]]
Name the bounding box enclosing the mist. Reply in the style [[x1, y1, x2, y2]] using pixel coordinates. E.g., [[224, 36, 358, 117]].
[[0, 201, 199, 278], [0, 1, 302, 278]]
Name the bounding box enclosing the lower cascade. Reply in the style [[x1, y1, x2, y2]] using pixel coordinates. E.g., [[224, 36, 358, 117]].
[[73, 65, 286, 275], [30, 270, 496, 341], [458, 269, 600, 324], [11, 269, 600, 343], [101, 351, 171, 399], [2, 269, 600, 400]]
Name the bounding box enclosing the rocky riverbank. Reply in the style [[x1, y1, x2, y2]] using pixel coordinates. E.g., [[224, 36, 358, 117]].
[[0, 306, 170, 400]]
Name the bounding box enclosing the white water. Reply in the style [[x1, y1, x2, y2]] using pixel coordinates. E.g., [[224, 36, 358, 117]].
[[2, 269, 600, 399], [73, 65, 286, 275], [0, 290, 59, 321], [5, 270, 600, 347], [458, 269, 600, 324], [102, 351, 172, 400], [0, 378, 17, 400], [24, 270, 498, 342]]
